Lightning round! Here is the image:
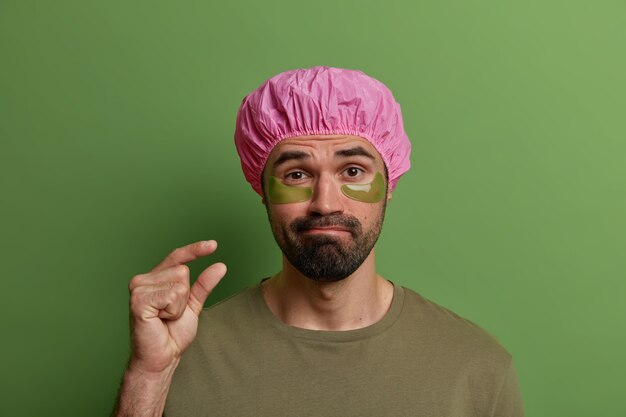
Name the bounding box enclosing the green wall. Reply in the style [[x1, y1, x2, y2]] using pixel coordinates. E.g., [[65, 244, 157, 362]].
[[1, 1, 624, 416]]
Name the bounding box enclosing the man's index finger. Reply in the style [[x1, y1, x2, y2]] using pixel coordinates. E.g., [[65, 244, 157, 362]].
[[151, 240, 218, 272]]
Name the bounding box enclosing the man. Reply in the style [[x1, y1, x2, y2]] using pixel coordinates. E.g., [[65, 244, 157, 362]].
[[113, 66, 524, 417]]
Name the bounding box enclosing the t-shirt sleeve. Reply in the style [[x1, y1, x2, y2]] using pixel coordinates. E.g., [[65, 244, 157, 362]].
[[491, 358, 524, 417]]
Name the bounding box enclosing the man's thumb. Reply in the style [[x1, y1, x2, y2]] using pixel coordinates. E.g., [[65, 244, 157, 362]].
[[188, 263, 227, 316]]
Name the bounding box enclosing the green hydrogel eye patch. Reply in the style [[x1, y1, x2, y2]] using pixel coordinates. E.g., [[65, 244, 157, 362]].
[[266, 175, 313, 204], [341, 172, 386, 203], [266, 172, 386, 204]]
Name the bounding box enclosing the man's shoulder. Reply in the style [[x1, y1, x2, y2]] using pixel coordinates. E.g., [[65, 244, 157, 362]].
[[399, 285, 512, 364], [188, 282, 265, 349], [200, 283, 260, 320]]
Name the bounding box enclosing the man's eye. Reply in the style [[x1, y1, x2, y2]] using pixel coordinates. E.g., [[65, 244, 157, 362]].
[[345, 167, 364, 177], [286, 171, 306, 180]]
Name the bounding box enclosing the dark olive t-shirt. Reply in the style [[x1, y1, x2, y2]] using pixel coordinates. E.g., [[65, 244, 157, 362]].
[[164, 280, 524, 417]]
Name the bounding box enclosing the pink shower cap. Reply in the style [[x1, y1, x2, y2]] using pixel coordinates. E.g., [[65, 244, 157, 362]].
[[234, 66, 411, 196]]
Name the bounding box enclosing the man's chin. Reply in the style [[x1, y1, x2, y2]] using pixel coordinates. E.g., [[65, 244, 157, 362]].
[[298, 240, 354, 258], [296, 232, 352, 246], [293, 257, 354, 282]]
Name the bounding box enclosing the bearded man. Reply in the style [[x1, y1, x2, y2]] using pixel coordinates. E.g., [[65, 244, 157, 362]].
[[113, 66, 524, 417]]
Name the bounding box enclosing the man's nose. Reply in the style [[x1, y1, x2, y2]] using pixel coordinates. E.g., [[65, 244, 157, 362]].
[[308, 174, 344, 216]]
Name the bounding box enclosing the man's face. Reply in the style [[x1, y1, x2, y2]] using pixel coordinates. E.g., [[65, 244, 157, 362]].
[[262, 135, 390, 282]]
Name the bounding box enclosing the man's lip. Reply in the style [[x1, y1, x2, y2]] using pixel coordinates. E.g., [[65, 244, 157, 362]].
[[303, 227, 351, 233]]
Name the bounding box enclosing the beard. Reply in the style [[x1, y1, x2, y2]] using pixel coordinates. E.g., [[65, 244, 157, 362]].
[[267, 204, 386, 283]]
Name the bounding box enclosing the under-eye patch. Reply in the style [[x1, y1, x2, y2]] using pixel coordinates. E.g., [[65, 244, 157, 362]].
[[266, 172, 386, 204], [341, 172, 386, 203], [266, 175, 313, 204]]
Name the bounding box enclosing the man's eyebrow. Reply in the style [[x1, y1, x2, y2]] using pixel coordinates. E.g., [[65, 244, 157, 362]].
[[335, 146, 376, 160], [272, 151, 311, 169]]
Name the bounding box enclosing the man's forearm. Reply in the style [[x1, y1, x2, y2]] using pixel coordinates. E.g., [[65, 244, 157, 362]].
[[112, 359, 180, 417]]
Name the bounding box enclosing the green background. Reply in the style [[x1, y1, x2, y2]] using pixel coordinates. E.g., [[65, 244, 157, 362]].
[[1, 1, 624, 416]]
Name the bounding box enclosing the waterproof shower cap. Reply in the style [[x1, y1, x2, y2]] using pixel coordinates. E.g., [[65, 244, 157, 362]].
[[234, 66, 411, 196]]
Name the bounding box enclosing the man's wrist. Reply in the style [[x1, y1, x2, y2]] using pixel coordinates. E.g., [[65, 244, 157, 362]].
[[126, 358, 181, 381], [114, 358, 181, 417]]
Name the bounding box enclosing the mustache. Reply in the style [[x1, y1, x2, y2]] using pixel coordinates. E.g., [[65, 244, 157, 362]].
[[291, 214, 362, 234]]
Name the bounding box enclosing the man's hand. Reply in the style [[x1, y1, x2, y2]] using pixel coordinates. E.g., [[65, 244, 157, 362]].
[[127, 240, 227, 374], [113, 240, 226, 417]]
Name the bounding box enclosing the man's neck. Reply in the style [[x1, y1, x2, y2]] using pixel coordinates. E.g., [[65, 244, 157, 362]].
[[261, 250, 394, 331]]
